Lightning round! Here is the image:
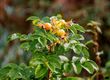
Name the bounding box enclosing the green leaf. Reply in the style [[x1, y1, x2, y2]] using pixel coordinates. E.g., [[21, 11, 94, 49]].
[[80, 57, 87, 64], [20, 42, 30, 51], [34, 27, 46, 38], [27, 16, 39, 21], [38, 37, 45, 47], [8, 68, 24, 80], [10, 33, 20, 40], [70, 25, 77, 34], [63, 63, 72, 72], [56, 14, 62, 19], [89, 60, 99, 71], [0, 67, 11, 79], [30, 58, 43, 67], [70, 34, 84, 40], [19, 64, 34, 80], [30, 40, 39, 52], [46, 62, 55, 72], [63, 77, 82, 80], [81, 62, 94, 74], [85, 40, 93, 45], [106, 61, 110, 68], [0, 63, 32, 80], [72, 44, 82, 55], [46, 32, 56, 42], [47, 55, 61, 69], [72, 62, 82, 74], [5, 63, 18, 68], [64, 43, 70, 51], [42, 17, 50, 22], [82, 47, 89, 58], [55, 45, 65, 55], [59, 55, 69, 62], [19, 34, 28, 41], [73, 24, 85, 33], [35, 64, 48, 78], [5, 64, 24, 79], [72, 56, 79, 62]]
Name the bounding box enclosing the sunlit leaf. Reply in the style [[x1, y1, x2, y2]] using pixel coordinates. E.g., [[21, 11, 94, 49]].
[[20, 42, 30, 51], [42, 17, 50, 22], [81, 62, 94, 74], [27, 16, 39, 21], [70, 34, 84, 40], [35, 64, 47, 78], [63, 77, 82, 80], [89, 60, 99, 71], [73, 24, 85, 33], [72, 62, 82, 74], [82, 47, 89, 58], [47, 55, 61, 69], [70, 25, 77, 34], [59, 55, 69, 62], [63, 63, 72, 72], [10, 33, 20, 40]]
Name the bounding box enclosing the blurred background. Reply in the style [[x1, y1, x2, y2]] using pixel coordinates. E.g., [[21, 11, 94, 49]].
[[0, 0, 110, 78]]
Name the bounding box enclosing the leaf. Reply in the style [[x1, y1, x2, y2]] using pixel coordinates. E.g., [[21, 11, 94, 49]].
[[63, 77, 82, 80], [30, 58, 43, 67], [45, 62, 55, 72], [5, 64, 25, 80], [72, 43, 87, 56], [59, 55, 69, 62], [82, 47, 89, 58], [27, 16, 39, 21], [42, 17, 50, 22], [81, 61, 94, 74], [89, 60, 99, 71], [85, 40, 93, 45], [72, 62, 82, 74], [19, 64, 34, 80], [10, 33, 20, 40], [8, 68, 24, 80], [38, 37, 44, 47], [70, 25, 77, 34], [46, 32, 58, 42], [30, 40, 39, 51], [35, 64, 48, 78], [106, 61, 110, 68], [80, 57, 86, 64], [38, 37, 47, 47], [0, 67, 11, 79], [55, 45, 65, 55], [72, 56, 79, 62], [5, 63, 18, 68], [47, 55, 61, 69], [72, 44, 82, 55], [64, 43, 71, 52], [19, 34, 28, 41], [34, 27, 46, 38], [20, 42, 30, 51], [73, 24, 85, 33], [56, 14, 62, 19], [0, 63, 32, 80], [63, 63, 72, 72], [70, 34, 84, 40]]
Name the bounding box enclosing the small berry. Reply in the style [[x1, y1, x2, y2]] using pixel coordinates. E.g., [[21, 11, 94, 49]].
[[37, 23, 43, 28], [56, 29, 66, 37], [43, 23, 52, 30]]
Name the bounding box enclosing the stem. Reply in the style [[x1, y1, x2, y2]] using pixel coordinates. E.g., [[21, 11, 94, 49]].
[[90, 72, 97, 80], [48, 69, 51, 80]]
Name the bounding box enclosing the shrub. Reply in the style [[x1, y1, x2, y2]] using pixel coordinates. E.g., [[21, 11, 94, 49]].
[[0, 15, 98, 80]]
